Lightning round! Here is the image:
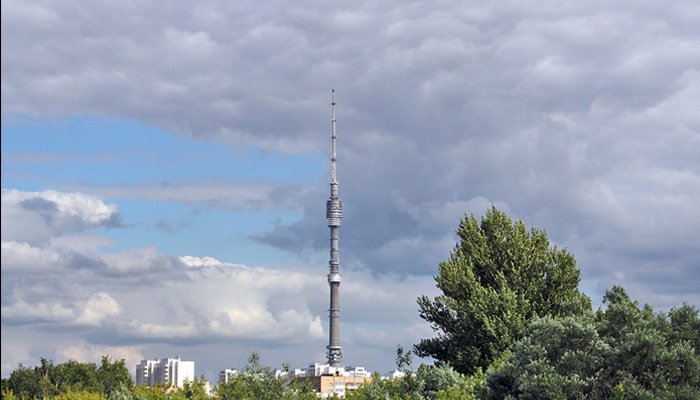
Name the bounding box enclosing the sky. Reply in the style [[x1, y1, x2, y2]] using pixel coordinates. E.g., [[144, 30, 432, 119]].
[[2, 0, 699, 384]]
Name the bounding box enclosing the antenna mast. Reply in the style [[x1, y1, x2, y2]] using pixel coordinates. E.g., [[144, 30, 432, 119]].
[[331, 89, 337, 183]]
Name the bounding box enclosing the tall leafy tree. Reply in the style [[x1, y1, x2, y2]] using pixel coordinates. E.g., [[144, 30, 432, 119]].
[[6, 363, 40, 399], [415, 207, 590, 374], [96, 356, 132, 396]]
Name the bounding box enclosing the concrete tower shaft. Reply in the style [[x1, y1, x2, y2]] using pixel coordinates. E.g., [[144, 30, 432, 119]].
[[326, 89, 343, 366]]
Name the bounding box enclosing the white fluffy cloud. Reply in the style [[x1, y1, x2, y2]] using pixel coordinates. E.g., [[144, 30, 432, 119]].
[[1, 241, 63, 273], [76, 293, 122, 326], [1, 189, 121, 244]]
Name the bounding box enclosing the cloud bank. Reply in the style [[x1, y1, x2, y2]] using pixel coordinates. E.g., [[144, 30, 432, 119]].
[[3, 0, 699, 381]]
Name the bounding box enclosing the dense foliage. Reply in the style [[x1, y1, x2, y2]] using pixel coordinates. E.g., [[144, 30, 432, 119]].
[[484, 286, 700, 399], [345, 346, 484, 400], [2, 356, 131, 400], [415, 207, 591, 374], [214, 352, 316, 400]]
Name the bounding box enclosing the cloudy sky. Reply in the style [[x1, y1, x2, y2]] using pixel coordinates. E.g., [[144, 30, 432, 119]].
[[2, 0, 699, 383]]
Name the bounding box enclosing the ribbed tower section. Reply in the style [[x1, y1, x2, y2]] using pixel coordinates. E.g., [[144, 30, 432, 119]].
[[326, 89, 343, 366]]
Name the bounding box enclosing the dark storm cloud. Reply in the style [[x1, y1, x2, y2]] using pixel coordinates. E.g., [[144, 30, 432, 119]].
[[3, 0, 699, 310]]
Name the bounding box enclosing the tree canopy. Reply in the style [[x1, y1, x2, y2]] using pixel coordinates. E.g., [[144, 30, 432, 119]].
[[3, 356, 131, 400], [415, 206, 591, 374], [484, 286, 700, 399]]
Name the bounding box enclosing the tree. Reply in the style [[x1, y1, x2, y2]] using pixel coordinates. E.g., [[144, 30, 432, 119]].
[[106, 382, 135, 400], [484, 286, 700, 399], [5, 356, 132, 399], [417, 363, 477, 400], [1, 378, 11, 396], [97, 356, 132, 396], [594, 286, 700, 399], [415, 207, 591, 374], [55, 359, 101, 393], [181, 377, 209, 400], [215, 351, 315, 400], [667, 303, 700, 354], [6, 363, 40, 399], [346, 350, 483, 400], [343, 372, 398, 400], [130, 384, 170, 400], [1, 389, 17, 400], [394, 345, 421, 399], [484, 313, 607, 398]]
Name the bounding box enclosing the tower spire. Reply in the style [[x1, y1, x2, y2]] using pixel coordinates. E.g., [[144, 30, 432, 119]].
[[326, 89, 343, 366]]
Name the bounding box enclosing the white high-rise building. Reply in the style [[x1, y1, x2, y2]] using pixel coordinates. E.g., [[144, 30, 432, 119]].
[[135, 359, 159, 387], [135, 357, 195, 388]]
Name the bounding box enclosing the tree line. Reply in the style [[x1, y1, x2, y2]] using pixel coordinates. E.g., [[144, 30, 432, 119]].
[[3, 207, 698, 399], [1, 356, 132, 399]]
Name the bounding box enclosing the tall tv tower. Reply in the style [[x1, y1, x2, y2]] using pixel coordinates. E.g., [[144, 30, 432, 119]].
[[326, 89, 343, 366]]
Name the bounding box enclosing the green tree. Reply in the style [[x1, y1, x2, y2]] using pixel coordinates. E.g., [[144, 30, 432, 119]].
[[394, 345, 421, 399], [55, 359, 101, 393], [342, 346, 418, 400], [667, 303, 700, 354], [97, 356, 133, 396], [484, 286, 700, 399], [1, 378, 10, 396], [417, 363, 475, 400], [130, 384, 170, 400], [432, 367, 486, 400], [6, 356, 132, 399], [37, 358, 61, 398], [1, 388, 17, 400], [484, 312, 607, 399], [346, 360, 483, 400], [594, 286, 700, 399], [181, 377, 209, 400], [215, 351, 316, 400], [344, 371, 403, 400], [415, 207, 590, 374], [106, 382, 135, 400], [6, 363, 40, 399]]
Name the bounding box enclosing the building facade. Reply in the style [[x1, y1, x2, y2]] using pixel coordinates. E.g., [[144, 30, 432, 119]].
[[135, 357, 195, 388], [293, 363, 372, 398]]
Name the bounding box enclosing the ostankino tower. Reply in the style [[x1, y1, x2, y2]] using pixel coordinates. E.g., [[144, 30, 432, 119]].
[[325, 89, 343, 366]]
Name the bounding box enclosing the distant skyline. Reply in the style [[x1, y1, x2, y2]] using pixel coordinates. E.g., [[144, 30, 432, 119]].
[[2, 0, 699, 383]]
